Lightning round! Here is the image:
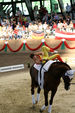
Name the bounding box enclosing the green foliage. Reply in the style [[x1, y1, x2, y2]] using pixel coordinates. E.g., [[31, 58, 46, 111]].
[[0, 0, 3, 2], [52, 0, 59, 12]]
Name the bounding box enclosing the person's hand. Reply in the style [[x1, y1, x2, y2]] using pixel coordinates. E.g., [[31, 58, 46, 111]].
[[49, 50, 58, 55]]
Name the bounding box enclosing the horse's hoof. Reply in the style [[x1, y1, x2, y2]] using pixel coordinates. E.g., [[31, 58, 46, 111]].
[[32, 104, 35, 109], [40, 109, 43, 113], [35, 100, 38, 104]]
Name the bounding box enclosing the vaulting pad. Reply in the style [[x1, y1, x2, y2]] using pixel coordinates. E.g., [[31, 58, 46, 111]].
[[34, 60, 56, 89]]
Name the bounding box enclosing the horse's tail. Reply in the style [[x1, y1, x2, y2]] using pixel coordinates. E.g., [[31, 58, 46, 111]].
[[30, 64, 34, 77], [27, 63, 31, 68]]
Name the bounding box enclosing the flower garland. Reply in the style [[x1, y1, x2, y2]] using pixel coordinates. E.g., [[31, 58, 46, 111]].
[[64, 41, 75, 49], [7, 43, 23, 52], [0, 39, 75, 52], [44, 41, 63, 50], [25, 43, 43, 51], [0, 44, 6, 51]]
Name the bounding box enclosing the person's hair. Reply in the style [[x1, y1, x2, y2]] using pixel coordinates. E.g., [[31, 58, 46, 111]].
[[30, 53, 34, 59]]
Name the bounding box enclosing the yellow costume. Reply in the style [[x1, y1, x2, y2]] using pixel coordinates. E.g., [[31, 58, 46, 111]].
[[41, 46, 63, 62]]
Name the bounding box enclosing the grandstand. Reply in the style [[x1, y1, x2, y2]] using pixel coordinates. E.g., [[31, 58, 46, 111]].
[[0, 0, 75, 20]]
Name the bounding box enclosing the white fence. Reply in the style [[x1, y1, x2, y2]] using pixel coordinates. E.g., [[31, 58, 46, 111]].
[[0, 64, 24, 72]]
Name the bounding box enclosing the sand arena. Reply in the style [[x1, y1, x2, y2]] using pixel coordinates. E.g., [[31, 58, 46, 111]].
[[0, 38, 75, 113]]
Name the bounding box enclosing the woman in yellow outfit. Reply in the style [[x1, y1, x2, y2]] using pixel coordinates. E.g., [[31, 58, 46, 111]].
[[41, 46, 63, 62], [30, 45, 63, 64]]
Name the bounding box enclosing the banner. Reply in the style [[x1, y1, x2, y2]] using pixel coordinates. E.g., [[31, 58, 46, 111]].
[[0, 64, 24, 72], [31, 31, 44, 39], [55, 29, 75, 41]]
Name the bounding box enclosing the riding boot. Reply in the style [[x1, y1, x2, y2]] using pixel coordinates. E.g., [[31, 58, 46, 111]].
[[53, 54, 63, 62], [56, 54, 63, 62], [57, 55, 64, 62]]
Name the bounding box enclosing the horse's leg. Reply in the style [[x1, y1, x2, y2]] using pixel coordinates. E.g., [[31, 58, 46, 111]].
[[48, 90, 57, 113], [40, 89, 48, 112], [31, 81, 36, 105], [36, 86, 41, 103]]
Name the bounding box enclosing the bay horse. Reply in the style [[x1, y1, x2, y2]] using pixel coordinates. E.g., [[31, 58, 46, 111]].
[[30, 61, 74, 113]]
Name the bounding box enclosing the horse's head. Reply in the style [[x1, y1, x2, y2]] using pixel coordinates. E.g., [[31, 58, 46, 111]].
[[63, 70, 75, 90]]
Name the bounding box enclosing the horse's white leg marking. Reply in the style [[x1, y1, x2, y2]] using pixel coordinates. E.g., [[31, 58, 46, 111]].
[[38, 71, 41, 85], [32, 95, 35, 104], [40, 68, 45, 89], [48, 105, 52, 113], [40, 105, 47, 111], [36, 93, 40, 102]]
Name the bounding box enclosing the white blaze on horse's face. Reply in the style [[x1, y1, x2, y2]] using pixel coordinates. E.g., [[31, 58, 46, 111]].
[[65, 70, 75, 80]]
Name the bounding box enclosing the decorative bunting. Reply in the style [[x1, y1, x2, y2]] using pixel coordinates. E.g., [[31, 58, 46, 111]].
[[4, 44, 7, 52], [42, 39, 45, 46], [0, 40, 75, 52], [4, 41, 8, 52], [61, 41, 65, 50], [22, 43, 26, 51], [42, 42, 45, 46], [7, 43, 23, 52]]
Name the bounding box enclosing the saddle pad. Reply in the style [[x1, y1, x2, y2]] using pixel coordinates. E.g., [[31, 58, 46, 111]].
[[40, 60, 56, 89], [42, 60, 56, 71], [33, 60, 55, 71], [33, 60, 56, 89], [33, 64, 42, 71]]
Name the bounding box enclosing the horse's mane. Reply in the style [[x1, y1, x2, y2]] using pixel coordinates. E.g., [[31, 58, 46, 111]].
[[49, 62, 71, 70], [46, 61, 71, 78]]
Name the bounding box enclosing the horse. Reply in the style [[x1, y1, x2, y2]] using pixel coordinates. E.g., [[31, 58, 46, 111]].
[[30, 61, 74, 113]]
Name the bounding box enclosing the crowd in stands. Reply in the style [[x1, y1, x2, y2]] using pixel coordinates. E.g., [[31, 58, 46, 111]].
[[0, 9, 75, 40]]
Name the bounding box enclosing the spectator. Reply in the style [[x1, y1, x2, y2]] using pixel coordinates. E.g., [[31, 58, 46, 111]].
[[38, 21, 43, 31], [13, 27, 19, 39], [54, 13, 59, 21], [66, 3, 71, 15], [33, 22, 38, 31], [45, 25, 50, 38], [33, 6, 39, 21], [42, 21, 48, 31], [62, 20, 67, 31], [16, 7, 21, 16], [57, 20, 63, 30], [69, 20, 74, 31], [39, 6, 48, 21], [42, 13, 48, 24], [28, 22, 33, 32], [52, 21, 57, 29]]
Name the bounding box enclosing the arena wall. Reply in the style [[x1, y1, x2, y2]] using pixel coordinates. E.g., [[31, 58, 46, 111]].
[[0, 39, 75, 57]]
